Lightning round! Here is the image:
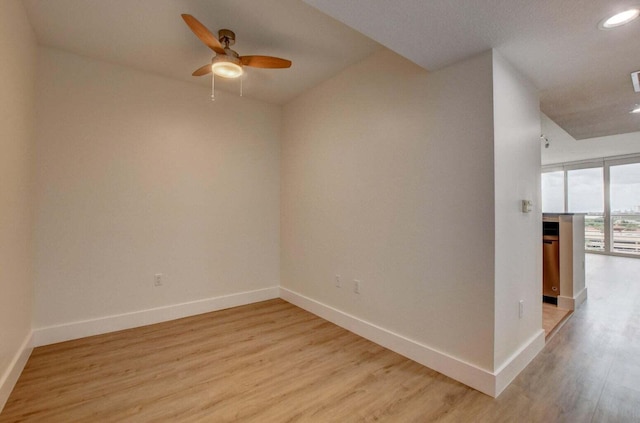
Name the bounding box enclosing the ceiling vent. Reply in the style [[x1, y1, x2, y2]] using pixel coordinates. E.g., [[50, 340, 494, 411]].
[[633, 71, 640, 93]]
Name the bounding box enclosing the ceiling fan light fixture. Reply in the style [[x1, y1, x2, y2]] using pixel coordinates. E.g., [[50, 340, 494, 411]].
[[211, 56, 243, 78], [599, 8, 640, 29], [631, 105, 640, 114]]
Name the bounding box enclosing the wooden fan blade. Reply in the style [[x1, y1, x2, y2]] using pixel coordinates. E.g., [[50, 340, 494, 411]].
[[192, 64, 212, 76], [181, 14, 225, 55], [240, 56, 292, 69]]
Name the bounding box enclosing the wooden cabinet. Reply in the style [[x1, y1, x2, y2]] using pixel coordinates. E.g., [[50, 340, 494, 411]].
[[543, 236, 560, 297], [542, 214, 587, 310]]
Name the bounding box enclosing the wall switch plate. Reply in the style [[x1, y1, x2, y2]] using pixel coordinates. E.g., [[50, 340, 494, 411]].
[[154, 273, 163, 287], [519, 300, 524, 319], [354, 280, 361, 294], [521, 200, 533, 213], [335, 275, 341, 288]]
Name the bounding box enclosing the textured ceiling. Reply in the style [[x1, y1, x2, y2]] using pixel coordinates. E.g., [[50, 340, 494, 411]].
[[305, 0, 640, 140], [22, 0, 381, 105], [22, 0, 640, 139]]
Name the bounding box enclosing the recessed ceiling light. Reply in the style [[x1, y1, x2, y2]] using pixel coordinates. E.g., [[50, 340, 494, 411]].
[[599, 8, 640, 29], [631, 105, 640, 114]]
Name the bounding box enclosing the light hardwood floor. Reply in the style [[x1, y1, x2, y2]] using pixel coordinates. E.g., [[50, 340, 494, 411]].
[[2, 254, 639, 422], [542, 302, 572, 338]]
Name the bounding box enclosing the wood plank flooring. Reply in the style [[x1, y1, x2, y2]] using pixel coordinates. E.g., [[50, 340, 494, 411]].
[[2, 254, 640, 422], [542, 302, 572, 339]]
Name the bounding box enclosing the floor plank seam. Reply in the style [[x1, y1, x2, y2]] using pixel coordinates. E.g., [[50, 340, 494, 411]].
[[589, 359, 615, 423]]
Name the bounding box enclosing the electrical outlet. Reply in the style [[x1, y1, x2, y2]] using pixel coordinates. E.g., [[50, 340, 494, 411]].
[[154, 273, 163, 287], [519, 300, 524, 319], [354, 279, 361, 294], [335, 275, 341, 288]]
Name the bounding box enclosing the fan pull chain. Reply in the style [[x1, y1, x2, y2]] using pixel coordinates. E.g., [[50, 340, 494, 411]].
[[211, 74, 215, 101], [240, 75, 243, 97]]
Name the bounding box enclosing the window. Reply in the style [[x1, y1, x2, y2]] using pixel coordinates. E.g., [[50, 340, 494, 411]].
[[567, 167, 604, 252], [541, 171, 564, 213], [542, 155, 640, 257], [567, 168, 603, 213], [610, 162, 640, 255]]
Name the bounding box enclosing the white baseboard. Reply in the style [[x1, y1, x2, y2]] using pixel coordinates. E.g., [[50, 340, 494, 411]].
[[0, 331, 33, 412], [280, 287, 508, 396], [25, 285, 545, 399], [575, 286, 588, 308], [493, 330, 545, 396], [557, 296, 573, 310], [558, 286, 588, 311], [32, 287, 279, 347]]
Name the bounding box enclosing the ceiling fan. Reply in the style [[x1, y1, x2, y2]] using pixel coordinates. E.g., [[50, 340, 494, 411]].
[[181, 14, 292, 80]]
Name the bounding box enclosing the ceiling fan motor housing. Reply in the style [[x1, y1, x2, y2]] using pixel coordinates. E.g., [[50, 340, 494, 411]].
[[211, 29, 243, 78], [218, 29, 236, 46]]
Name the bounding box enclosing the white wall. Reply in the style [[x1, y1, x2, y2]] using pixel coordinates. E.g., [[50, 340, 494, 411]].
[[542, 113, 640, 165], [282, 49, 497, 371], [33, 48, 281, 329], [2, 26, 544, 399], [0, 0, 37, 408], [491, 52, 542, 372]]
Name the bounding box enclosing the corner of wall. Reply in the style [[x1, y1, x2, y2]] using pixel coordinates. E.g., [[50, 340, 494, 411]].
[[0, 0, 38, 412], [491, 48, 543, 379], [493, 329, 545, 396], [0, 331, 33, 412], [280, 288, 499, 396]]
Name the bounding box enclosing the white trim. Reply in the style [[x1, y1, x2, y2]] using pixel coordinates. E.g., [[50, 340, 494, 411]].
[[587, 249, 640, 259], [280, 287, 543, 397], [542, 153, 640, 169], [557, 296, 574, 310], [604, 162, 612, 255], [0, 331, 33, 412], [7, 287, 547, 402], [493, 330, 545, 396], [574, 286, 588, 308], [32, 287, 279, 347], [557, 287, 587, 311]]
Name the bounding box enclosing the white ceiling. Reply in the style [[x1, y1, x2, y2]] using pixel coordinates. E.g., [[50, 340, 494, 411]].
[[304, 0, 640, 140], [22, 0, 381, 105], [23, 0, 640, 139]]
